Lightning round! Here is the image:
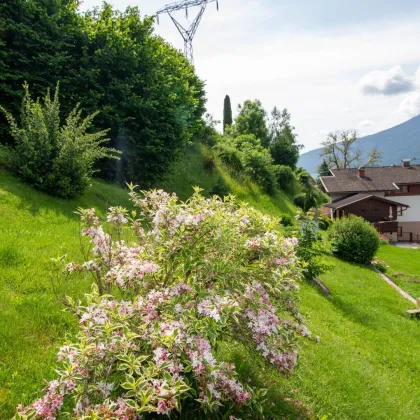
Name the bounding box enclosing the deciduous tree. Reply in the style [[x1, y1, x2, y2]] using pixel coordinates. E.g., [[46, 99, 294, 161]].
[[234, 99, 269, 146], [321, 130, 381, 169]]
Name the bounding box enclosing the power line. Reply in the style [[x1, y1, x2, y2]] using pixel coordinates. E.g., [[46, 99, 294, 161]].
[[156, 0, 219, 65]]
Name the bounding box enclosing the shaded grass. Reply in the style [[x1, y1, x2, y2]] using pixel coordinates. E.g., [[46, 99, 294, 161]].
[[377, 245, 420, 299]]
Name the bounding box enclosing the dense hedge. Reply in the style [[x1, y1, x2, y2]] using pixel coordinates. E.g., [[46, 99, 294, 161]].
[[329, 215, 379, 264], [0, 0, 206, 187]]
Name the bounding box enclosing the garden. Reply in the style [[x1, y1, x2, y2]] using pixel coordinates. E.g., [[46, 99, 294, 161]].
[[1, 1, 420, 418]]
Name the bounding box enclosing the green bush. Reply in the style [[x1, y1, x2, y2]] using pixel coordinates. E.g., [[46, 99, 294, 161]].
[[1, 83, 119, 198], [241, 147, 276, 195], [275, 165, 296, 191], [293, 192, 317, 211], [329, 215, 379, 264], [280, 213, 294, 227], [209, 176, 230, 198], [318, 215, 333, 230], [214, 142, 243, 172]]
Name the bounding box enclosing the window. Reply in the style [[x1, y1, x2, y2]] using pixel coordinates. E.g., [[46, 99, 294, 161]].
[[401, 185, 409, 193], [397, 207, 403, 216], [398, 226, 403, 236]]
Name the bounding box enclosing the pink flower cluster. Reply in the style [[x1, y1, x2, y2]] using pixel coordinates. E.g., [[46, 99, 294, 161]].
[[18, 189, 307, 419]]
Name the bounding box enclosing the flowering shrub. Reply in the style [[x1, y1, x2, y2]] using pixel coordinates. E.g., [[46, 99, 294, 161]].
[[371, 258, 389, 273], [17, 188, 308, 419], [378, 234, 390, 246]]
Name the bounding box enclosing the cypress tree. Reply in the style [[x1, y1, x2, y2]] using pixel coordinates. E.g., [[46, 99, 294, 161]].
[[223, 95, 233, 133]]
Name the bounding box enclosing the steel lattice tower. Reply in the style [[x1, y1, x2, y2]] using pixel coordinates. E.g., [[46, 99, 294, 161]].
[[156, 0, 219, 65]]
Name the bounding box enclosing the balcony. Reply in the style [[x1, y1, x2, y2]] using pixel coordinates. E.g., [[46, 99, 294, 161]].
[[373, 221, 398, 233]]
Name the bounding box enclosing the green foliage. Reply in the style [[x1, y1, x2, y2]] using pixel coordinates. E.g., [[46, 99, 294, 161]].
[[268, 108, 301, 169], [202, 150, 216, 174], [293, 192, 317, 212], [209, 176, 230, 198], [199, 114, 220, 147], [234, 100, 269, 146], [317, 159, 330, 177], [241, 147, 276, 195], [378, 234, 390, 246], [214, 141, 244, 172], [275, 165, 297, 191], [215, 134, 277, 195], [232, 133, 261, 151], [294, 210, 331, 281], [223, 95, 233, 133], [0, 1, 206, 186], [329, 215, 379, 264], [371, 258, 389, 273], [1, 83, 118, 198], [279, 213, 294, 227], [317, 215, 332, 230]]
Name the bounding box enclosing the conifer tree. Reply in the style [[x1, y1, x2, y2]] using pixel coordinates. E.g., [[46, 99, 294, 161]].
[[223, 95, 233, 133]]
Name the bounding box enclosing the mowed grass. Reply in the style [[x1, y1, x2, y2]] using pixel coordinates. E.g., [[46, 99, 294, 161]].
[[377, 245, 420, 299], [222, 256, 420, 420], [0, 169, 131, 415], [1, 165, 420, 419], [286, 257, 420, 420]]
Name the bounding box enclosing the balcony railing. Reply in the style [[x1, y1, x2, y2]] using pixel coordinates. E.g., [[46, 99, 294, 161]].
[[373, 221, 398, 233]]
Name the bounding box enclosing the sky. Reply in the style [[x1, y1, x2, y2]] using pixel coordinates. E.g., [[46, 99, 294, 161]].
[[79, 0, 420, 152]]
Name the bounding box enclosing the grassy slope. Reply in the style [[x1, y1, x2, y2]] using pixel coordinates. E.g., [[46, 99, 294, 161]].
[[0, 170, 131, 414], [377, 245, 420, 299], [160, 142, 297, 217], [1, 153, 420, 418], [287, 257, 420, 420]]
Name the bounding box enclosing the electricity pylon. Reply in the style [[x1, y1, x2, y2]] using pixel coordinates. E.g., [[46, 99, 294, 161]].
[[156, 0, 219, 65]]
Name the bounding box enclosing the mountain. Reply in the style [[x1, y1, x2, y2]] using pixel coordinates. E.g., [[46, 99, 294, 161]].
[[298, 114, 420, 175]]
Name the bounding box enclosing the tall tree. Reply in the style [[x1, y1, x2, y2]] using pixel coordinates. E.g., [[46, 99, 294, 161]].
[[0, 1, 206, 187], [321, 130, 381, 169], [268, 107, 302, 169], [234, 99, 269, 146], [317, 159, 330, 177], [223, 95, 232, 133], [316, 159, 330, 190]]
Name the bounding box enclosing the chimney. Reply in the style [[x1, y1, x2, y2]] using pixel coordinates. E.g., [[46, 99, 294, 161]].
[[402, 159, 411, 168], [358, 167, 365, 178]]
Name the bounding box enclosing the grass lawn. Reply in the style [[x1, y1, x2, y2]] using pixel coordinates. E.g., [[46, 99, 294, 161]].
[[1, 168, 420, 419], [0, 169, 131, 414], [377, 244, 420, 299]]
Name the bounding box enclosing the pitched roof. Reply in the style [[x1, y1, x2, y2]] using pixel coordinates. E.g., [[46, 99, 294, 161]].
[[323, 193, 410, 210], [320, 165, 420, 193]]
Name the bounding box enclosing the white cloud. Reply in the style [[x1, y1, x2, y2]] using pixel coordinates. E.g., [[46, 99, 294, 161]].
[[359, 65, 415, 96], [358, 120, 374, 128], [399, 92, 420, 117]]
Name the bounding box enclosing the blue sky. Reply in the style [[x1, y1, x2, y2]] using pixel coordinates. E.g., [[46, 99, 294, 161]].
[[80, 0, 420, 152]]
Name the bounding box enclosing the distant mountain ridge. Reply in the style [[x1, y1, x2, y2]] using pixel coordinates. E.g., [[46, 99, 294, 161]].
[[298, 115, 420, 175]]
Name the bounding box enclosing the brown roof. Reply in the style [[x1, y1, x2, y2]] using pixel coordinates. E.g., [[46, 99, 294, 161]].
[[320, 165, 420, 193], [323, 193, 410, 210]]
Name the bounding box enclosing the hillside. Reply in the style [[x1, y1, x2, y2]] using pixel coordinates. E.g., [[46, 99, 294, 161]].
[[299, 114, 420, 175], [160, 141, 297, 216], [1, 156, 420, 418]]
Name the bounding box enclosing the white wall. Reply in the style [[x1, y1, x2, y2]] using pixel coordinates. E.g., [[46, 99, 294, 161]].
[[389, 195, 420, 222]]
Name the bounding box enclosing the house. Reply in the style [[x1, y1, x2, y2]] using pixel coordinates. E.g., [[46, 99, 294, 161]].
[[320, 159, 420, 242]]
